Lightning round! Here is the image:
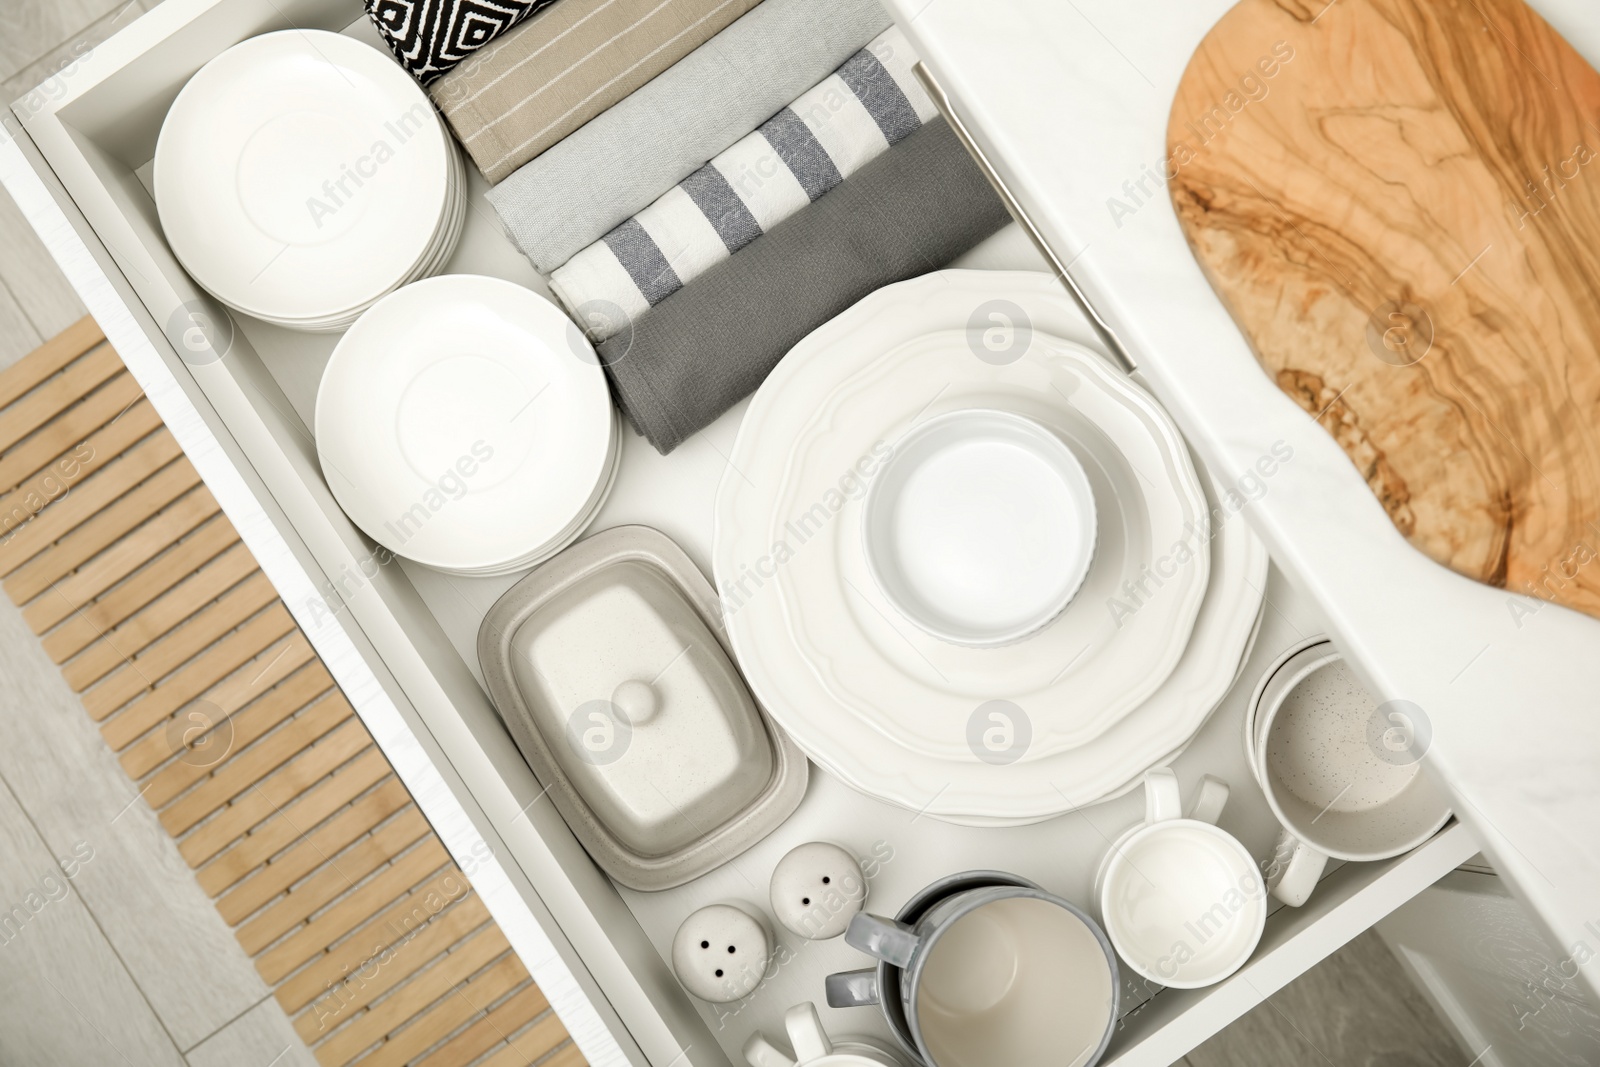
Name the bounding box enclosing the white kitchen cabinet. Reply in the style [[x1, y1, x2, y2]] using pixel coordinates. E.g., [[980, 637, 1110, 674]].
[[4, 0, 1576, 1064]]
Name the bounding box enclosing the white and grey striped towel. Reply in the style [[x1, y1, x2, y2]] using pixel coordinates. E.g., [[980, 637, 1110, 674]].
[[550, 28, 937, 340]]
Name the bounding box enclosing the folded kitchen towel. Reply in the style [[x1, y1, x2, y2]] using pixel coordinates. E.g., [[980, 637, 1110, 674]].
[[431, 0, 761, 183], [485, 0, 892, 271], [551, 28, 937, 340], [365, 0, 559, 82], [597, 118, 1013, 455]]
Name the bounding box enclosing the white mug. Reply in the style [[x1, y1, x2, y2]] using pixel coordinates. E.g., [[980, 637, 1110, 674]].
[[744, 1002, 907, 1067], [1094, 767, 1266, 989], [1245, 638, 1452, 906]]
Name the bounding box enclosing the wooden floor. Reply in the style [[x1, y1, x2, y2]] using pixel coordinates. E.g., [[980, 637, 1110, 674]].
[[0, 1, 1469, 1065]]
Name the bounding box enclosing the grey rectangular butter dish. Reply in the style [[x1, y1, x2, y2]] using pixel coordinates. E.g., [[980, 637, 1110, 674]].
[[478, 525, 807, 890]]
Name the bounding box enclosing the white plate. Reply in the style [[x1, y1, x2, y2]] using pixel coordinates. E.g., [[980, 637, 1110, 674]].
[[315, 275, 615, 572], [429, 411, 624, 578], [240, 133, 467, 332], [155, 30, 453, 324], [941, 583, 1267, 828], [713, 271, 1267, 821], [768, 329, 1208, 760], [862, 408, 1098, 648], [262, 136, 463, 315]]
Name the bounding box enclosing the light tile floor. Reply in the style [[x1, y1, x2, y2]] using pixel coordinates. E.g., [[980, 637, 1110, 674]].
[[0, 0, 1472, 1064]]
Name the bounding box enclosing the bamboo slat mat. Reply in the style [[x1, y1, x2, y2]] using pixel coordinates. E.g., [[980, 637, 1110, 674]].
[[0, 317, 584, 1067]]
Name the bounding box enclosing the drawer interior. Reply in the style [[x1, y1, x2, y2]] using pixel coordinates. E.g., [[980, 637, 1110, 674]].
[[12, 2, 1478, 1063]]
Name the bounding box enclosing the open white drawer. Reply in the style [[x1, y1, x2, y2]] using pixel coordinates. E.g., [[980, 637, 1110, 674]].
[[1, 2, 1489, 1065]]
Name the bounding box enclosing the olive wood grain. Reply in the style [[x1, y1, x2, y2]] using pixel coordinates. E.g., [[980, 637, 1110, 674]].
[[1170, 0, 1600, 617]]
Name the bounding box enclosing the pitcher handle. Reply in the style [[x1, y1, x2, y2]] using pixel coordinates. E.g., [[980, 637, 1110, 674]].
[[1187, 775, 1230, 825], [1143, 766, 1184, 823], [743, 1033, 797, 1067], [825, 968, 881, 1009], [785, 1003, 833, 1062], [1266, 827, 1328, 907], [845, 913, 920, 967]]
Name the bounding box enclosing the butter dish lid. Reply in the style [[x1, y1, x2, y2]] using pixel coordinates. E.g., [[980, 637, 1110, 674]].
[[479, 525, 807, 890]]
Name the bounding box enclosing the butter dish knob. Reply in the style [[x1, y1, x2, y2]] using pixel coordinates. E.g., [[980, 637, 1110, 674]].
[[611, 679, 659, 725]]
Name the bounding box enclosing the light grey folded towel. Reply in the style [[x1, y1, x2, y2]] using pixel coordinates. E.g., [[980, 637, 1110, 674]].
[[485, 0, 893, 272], [598, 118, 1013, 454], [551, 27, 938, 342]]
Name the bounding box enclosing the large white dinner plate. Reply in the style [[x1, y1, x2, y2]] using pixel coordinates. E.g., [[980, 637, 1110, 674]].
[[155, 30, 452, 323], [315, 275, 615, 572], [770, 329, 1208, 760], [713, 271, 1268, 821]]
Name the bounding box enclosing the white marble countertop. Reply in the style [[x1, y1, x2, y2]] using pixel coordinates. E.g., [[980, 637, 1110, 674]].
[[888, 0, 1600, 997]]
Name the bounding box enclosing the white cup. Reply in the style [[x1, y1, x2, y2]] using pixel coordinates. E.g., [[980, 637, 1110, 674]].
[[743, 1002, 908, 1067], [1245, 638, 1452, 907], [1094, 767, 1266, 988]]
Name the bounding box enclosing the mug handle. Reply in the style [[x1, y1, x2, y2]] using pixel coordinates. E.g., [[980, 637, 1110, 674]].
[[825, 968, 880, 1008], [845, 913, 919, 967], [786, 1003, 833, 1062], [1186, 775, 1230, 825], [1144, 766, 1184, 823], [743, 1033, 798, 1067], [1266, 827, 1328, 907]]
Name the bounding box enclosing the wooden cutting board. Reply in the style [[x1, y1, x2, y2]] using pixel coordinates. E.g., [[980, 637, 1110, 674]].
[[1169, 0, 1600, 619]]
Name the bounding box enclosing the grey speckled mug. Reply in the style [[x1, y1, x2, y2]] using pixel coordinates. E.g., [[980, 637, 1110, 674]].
[[1246, 637, 1452, 906]]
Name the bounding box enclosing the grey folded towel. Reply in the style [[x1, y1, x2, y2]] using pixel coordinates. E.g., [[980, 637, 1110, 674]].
[[485, 0, 892, 272], [598, 118, 1013, 454]]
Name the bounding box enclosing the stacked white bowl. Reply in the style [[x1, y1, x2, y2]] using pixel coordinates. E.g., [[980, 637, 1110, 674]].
[[315, 275, 619, 577], [154, 30, 464, 332]]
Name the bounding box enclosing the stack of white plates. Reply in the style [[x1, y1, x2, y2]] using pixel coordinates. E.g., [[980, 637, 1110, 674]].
[[714, 271, 1269, 825], [154, 30, 465, 332], [315, 275, 619, 576]]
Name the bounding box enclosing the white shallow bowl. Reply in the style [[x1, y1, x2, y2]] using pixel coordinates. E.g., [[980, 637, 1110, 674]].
[[155, 29, 458, 327], [862, 408, 1096, 647], [315, 274, 616, 572]]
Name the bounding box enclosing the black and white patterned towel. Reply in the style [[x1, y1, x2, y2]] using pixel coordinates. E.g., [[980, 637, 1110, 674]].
[[365, 0, 559, 83]]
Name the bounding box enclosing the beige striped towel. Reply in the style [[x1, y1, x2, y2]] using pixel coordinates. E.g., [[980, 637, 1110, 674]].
[[430, 0, 762, 183]]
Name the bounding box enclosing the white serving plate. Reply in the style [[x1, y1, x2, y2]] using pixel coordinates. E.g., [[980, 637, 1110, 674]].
[[733, 306, 1212, 767], [714, 274, 1250, 821], [767, 325, 1208, 761], [4, 3, 1489, 1063]]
